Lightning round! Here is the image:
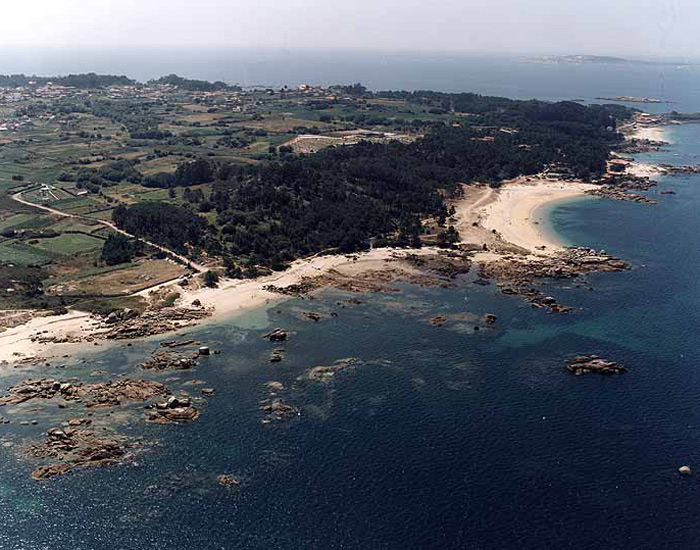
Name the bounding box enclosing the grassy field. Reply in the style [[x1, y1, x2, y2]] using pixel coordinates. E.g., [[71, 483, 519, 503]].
[[0, 240, 58, 265], [32, 233, 105, 256], [0, 81, 451, 309], [50, 259, 186, 296]]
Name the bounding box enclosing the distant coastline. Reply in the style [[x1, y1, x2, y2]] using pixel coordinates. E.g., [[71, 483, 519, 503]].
[[595, 96, 667, 104]]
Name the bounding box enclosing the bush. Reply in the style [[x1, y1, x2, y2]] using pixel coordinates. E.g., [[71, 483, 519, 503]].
[[204, 270, 220, 288]]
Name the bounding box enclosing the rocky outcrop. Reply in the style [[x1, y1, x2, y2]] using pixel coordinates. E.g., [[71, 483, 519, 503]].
[[217, 474, 241, 487], [78, 380, 170, 408], [587, 186, 657, 204], [616, 138, 668, 154], [0, 378, 170, 408], [265, 253, 471, 298], [428, 316, 448, 327], [28, 427, 135, 480], [403, 253, 472, 280], [260, 399, 299, 423], [140, 351, 198, 371], [0, 378, 68, 405], [478, 247, 629, 313], [305, 359, 360, 382], [659, 164, 700, 175], [160, 340, 198, 349], [102, 307, 211, 340], [146, 395, 200, 423], [567, 355, 628, 375], [263, 328, 289, 342]]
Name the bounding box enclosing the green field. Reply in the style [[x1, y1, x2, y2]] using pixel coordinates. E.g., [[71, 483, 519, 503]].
[[33, 233, 105, 256], [0, 240, 58, 265]]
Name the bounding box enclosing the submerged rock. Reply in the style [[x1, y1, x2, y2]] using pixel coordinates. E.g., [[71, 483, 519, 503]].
[[301, 312, 325, 322], [305, 359, 360, 382]]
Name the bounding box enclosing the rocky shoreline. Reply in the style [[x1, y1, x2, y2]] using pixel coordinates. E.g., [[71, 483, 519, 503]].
[[0, 119, 677, 484], [0, 374, 209, 480], [476, 247, 629, 313]]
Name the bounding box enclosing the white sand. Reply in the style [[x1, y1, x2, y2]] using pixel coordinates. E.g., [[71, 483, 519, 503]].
[[626, 162, 665, 178], [629, 125, 670, 144], [0, 310, 100, 366], [0, 178, 594, 371], [459, 178, 595, 256], [0, 248, 433, 371], [175, 247, 431, 322]]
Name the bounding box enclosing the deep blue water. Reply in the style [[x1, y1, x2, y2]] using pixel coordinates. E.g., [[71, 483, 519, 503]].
[[2, 59, 700, 549]]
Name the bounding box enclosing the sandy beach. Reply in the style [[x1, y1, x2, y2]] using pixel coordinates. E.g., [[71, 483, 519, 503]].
[[629, 125, 669, 143], [0, 247, 435, 368], [0, 176, 594, 369], [477, 179, 595, 254], [625, 162, 666, 178], [452, 178, 595, 257]]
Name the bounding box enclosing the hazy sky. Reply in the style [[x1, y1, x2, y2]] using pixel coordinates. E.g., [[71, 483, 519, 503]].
[[1, 0, 698, 58]]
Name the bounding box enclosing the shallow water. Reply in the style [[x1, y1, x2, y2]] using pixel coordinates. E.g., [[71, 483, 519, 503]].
[[2, 74, 700, 549]]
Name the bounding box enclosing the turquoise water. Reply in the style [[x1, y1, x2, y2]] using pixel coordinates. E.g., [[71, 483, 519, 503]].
[[2, 68, 700, 548]]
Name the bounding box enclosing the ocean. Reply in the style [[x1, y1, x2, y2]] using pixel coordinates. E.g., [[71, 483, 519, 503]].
[[1, 52, 700, 549], [1, 47, 700, 110]]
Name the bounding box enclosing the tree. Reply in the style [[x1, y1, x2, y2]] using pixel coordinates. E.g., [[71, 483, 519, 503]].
[[204, 270, 220, 288], [174, 158, 214, 186], [101, 234, 134, 265], [437, 226, 460, 248]]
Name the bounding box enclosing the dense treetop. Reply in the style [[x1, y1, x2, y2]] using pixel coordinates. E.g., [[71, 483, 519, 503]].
[[0, 73, 136, 88], [148, 74, 240, 92], [113, 93, 633, 272]]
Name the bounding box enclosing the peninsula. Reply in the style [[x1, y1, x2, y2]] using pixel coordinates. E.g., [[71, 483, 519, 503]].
[[0, 74, 673, 366]]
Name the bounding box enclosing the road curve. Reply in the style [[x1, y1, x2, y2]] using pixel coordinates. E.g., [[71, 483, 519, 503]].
[[11, 190, 205, 272]]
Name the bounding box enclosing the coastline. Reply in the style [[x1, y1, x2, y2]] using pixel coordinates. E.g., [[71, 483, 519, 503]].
[[629, 125, 670, 143], [473, 178, 596, 256], [622, 113, 673, 145], [0, 247, 438, 368], [0, 176, 596, 370]]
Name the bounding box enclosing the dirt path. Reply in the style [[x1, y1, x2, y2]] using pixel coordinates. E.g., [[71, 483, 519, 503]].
[[12, 191, 206, 272]]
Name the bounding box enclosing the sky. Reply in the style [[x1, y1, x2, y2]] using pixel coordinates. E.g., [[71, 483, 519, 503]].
[[0, 0, 698, 59]]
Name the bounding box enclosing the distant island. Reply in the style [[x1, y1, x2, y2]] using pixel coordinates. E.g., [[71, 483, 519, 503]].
[[595, 96, 667, 104], [531, 55, 694, 68], [534, 55, 632, 65]]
